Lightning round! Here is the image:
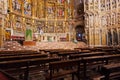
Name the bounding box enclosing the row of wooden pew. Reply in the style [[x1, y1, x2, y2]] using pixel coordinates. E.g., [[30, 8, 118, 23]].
[[39, 47, 120, 80], [0, 46, 120, 80]]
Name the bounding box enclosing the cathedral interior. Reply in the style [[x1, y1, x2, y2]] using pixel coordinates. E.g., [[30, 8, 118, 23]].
[[0, 0, 120, 80]]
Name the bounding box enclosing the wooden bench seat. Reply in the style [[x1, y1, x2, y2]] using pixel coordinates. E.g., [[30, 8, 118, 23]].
[[58, 51, 79, 60], [0, 54, 48, 61], [46, 59, 80, 80], [81, 54, 120, 79], [0, 51, 40, 57], [0, 50, 37, 54], [0, 57, 60, 80], [101, 63, 120, 80], [69, 52, 107, 59]]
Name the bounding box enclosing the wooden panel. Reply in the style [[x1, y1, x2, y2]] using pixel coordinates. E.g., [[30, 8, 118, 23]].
[[23, 41, 36, 46]]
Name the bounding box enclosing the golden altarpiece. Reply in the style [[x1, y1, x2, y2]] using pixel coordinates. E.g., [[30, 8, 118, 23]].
[[4, 0, 75, 44]]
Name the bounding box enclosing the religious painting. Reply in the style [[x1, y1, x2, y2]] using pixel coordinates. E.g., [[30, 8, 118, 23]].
[[37, 0, 45, 18], [24, 0, 32, 16], [57, 6, 65, 19], [12, 0, 22, 13], [14, 16, 23, 32], [15, 21, 23, 32], [56, 22, 64, 33], [35, 21, 45, 34], [46, 2, 55, 19], [47, 21, 54, 33]]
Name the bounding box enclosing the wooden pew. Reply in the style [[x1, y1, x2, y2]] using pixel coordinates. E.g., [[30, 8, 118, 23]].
[[0, 50, 37, 54], [101, 63, 120, 80], [0, 57, 60, 80], [102, 48, 116, 52], [58, 51, 79, 60], [82, 54, 120, 79], [74, 47, 92, 52], [48, 49, 65, 57], [0, 54, 48, 61], [46, 59, 80, 80], [0, 50, 40, 57], [45, 49, 79, 57], [69, 52, 107, 59]]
